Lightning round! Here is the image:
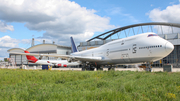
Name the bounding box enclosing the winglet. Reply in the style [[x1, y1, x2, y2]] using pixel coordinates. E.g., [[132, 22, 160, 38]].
[[24, 50, 38, 63], [70, 37, 78, 53]]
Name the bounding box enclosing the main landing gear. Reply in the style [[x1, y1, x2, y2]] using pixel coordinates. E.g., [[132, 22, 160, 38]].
[[108, 65, 115, 71], [81, 62, 103, 71], [96, 65, 103, 71], [81, 63, 95, 71], [81, 62, 116, 71]]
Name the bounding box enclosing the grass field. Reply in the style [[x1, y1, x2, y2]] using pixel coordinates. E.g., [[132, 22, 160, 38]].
[[0, 69, 180, 101]]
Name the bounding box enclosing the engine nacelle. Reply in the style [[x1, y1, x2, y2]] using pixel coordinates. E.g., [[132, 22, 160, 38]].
[[57, 64, 62, 67], [55, 63, 67, 67]]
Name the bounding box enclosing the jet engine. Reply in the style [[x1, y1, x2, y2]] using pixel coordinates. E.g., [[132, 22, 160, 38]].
[[54, 63, 67, 67]]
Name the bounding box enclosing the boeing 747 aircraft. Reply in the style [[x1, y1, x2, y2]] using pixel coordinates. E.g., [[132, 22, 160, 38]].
[[9, 32, 174, 71]]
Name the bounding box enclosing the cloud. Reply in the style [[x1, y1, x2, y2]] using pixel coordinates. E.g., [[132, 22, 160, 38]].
[[105, 7, 139, 23], [0, 35, 20, 60], [0, 0, 115, 45], [0, 36, 19, 48], [148, 4, 180, 23], [0, 21, 14, 32], [106, 7, 122, 15], [148, 3, 180, 34]]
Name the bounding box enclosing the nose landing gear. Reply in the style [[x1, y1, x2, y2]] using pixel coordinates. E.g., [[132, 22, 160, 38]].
[[145, 62, 152, 72]]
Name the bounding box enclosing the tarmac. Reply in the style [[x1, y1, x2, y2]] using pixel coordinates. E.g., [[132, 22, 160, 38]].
[[1, 66, 180, 72]]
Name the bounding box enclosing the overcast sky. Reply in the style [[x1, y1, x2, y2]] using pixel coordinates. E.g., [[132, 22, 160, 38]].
[[0, 0, 180, 60]]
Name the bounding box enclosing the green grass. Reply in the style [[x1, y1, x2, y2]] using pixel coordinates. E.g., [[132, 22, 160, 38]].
[[0, 69, 180, 101]]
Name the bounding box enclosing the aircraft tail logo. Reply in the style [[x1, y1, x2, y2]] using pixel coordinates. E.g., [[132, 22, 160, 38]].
[[24, 50, 38, 63], [70, 37, 78, 53]]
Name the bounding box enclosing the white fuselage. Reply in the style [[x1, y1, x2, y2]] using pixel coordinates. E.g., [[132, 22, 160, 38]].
[[34, 60, 80, 67], [72, 32, 174, 65]]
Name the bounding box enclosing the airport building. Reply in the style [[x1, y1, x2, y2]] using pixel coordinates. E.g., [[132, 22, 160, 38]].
[[8, 42, 71, 66]]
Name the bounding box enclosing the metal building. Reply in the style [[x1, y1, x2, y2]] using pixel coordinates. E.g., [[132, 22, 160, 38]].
[[8, 43, 71, 66]]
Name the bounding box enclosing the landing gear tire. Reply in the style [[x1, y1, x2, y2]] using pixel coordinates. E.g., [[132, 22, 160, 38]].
[[108, 65, 115, 71], [96, 65, 103, 71], [81, 64, 95, 71], [86, 65, 95, 71], [108, 67, 115, 71]]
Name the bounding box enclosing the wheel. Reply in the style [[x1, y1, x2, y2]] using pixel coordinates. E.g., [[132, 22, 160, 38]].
[[90, 66, 95, 71], [96, 65, 103, 71], [108, 67, 115, 71]]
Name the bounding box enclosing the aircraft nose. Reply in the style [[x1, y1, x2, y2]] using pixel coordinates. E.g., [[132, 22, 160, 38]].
[[165, 42, 174, 53]]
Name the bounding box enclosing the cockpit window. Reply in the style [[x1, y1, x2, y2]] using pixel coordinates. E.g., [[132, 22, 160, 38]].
[[148, 34, 158, 37]]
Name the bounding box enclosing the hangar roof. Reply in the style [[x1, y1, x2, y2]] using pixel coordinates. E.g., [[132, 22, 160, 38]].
[[7, 48, 24, 52], [8, 43, 71, 53], [26, 43, 70, 50]]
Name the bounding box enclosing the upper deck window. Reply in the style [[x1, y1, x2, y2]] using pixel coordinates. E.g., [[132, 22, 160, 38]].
[[148, 34, 158, 37]]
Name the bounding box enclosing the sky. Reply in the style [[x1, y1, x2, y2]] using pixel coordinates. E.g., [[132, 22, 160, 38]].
[[0, 0, 180, 60]]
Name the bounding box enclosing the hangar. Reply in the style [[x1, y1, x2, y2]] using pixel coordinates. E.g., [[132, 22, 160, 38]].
[[8, 43, 71, 66]]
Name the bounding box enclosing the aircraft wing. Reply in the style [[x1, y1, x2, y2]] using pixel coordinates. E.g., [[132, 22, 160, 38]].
[[9, 52, 69, 59], [70, 56, 102, 62], [9, 52, 102, 61]]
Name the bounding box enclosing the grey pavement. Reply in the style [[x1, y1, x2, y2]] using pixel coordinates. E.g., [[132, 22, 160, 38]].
[[1, 66, 180, 72]]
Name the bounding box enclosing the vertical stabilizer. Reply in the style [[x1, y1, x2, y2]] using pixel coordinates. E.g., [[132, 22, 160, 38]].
[[70, 37, 78, 53], [24, 50, 38, 63]]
